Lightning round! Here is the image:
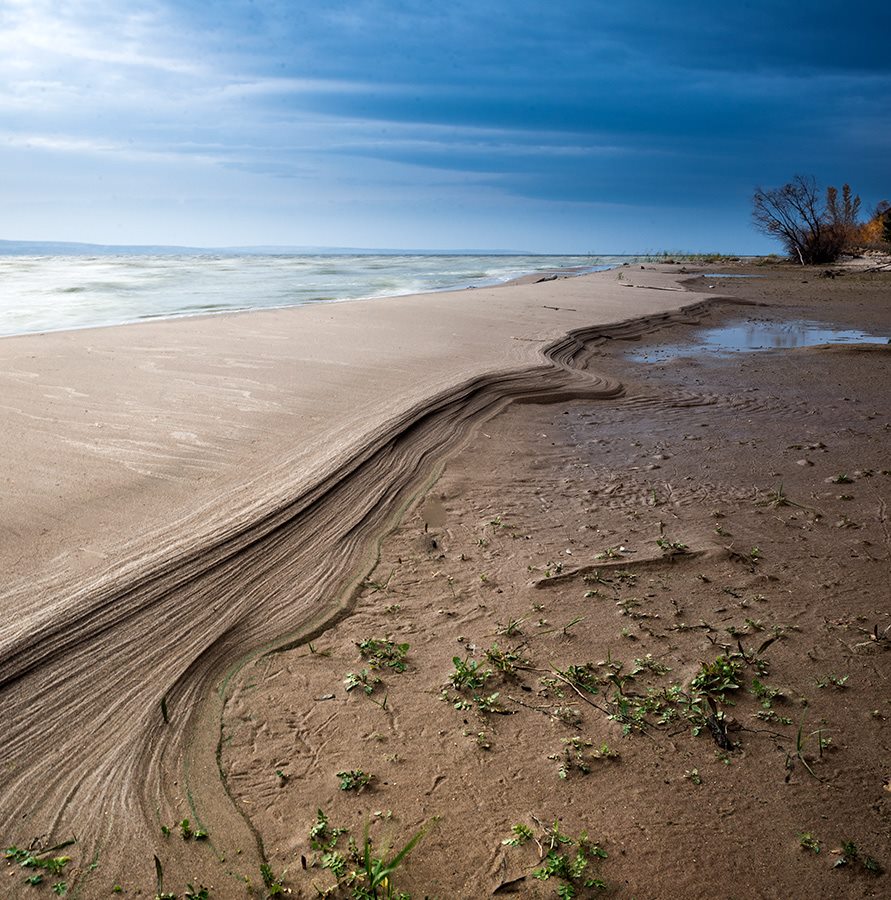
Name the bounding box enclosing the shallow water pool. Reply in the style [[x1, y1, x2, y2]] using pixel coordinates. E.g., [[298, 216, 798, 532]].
[[628, 319, 889, 362]]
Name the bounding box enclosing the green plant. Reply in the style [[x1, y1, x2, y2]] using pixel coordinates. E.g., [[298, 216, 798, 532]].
[[554, 737, 593, 779], [484, 644, 528, 675], [309, 809, 347, 852], [832, 841, 883, 874], [337, 770, 373, 792], [750, 678, 783, 709], [185, 885, 210, 900], [260, 862, 286, 896], [448, 655, 491, 691], [345, 669, 383, 696], [656, 536, 689, 556], [785, 720, 829, 781], [351, 820, 431, 899], [594, 546, 626, 560], [495, 617, 525, 637], [5, 843, 74, 888], [501, 824, 534, 846], [357, 638, 410, 673], [177, 819, 208, 841], [555, 662, 603, 695], [527, 820, 608, 897], [798, 832, 821, 853], [690, 656, 743, 702], [815, 673, 848, 689]]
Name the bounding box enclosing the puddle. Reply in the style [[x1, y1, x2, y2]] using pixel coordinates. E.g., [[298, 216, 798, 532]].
[[699, 273, 766, 279], [629, 319, 889, 362]]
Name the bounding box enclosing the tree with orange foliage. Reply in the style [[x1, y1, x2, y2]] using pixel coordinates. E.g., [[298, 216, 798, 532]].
[[857, 200, 891, 247]]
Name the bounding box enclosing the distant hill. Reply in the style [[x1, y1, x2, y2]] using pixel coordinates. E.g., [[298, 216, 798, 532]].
[[0, 240, 531, 257]]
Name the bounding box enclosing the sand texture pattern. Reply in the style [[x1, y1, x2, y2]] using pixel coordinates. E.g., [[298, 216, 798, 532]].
[[0, 269, 714, 895]]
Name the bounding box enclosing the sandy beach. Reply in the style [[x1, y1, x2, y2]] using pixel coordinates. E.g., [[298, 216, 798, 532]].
[[2, 264, 889, 898]]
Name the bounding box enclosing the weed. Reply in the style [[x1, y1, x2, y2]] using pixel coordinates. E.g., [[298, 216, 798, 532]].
[[260, 862, 286, 895], [185, 885, 210, 900], [554, 737, 593, 778], [495, 617, 525, 637], [484, 643, 529, 675], [477, 692, 508, 713], [595, 546, 627, 560], [501, 824, 534, 846], [631, 654, 670, 676], [816, 674, 849, 689], [592, 743, 619, 759], [833, 841, 883, 874], [449, 655, 492, 691], [178, 819, 207, 841], [344, 669, 383, 696], [785, 720, 829, 781], [5, 842, 74, 889], [464, 728, 492, 750], [798, 832, 821, 853], [337, 770, 373, 792], [357, 638, 410, 673], [555, 663, 602, 695], [831, 474, 853, 484], [754, 709, 792, 725], [306, 815, 431, 899], [656, 536, 689, 556], [684, 769, 702, 785], [750, 677, 783, 709], [525, 820, 608, 897], [309, 809, 347, 852], [690, 656, 743, 702], [351, 820, 431, 899]]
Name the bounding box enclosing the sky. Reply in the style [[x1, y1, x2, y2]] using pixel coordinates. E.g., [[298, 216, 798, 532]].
[[1, 0, 889, 253]]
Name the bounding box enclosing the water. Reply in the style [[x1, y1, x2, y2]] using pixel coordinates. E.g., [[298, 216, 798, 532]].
[[629, 319, 889, 362], [699, 273, 766, 279], [0, 253, 622, 337]]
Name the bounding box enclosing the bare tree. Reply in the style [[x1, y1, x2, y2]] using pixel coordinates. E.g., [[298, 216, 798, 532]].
[[752, 175, 859, 264]]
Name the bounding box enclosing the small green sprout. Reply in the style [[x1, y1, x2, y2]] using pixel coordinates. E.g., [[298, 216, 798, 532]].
[[336, 769, 373, 792]]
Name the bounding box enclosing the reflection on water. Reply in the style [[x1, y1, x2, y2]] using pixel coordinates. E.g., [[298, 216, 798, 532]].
[[629, 319, 889, 362]]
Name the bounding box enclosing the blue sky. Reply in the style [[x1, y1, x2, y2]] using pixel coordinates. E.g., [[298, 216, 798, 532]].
[[2, 0, 888, 253]]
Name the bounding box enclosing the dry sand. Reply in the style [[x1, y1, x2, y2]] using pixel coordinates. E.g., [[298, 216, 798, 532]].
[[1, 263, 888, 897]]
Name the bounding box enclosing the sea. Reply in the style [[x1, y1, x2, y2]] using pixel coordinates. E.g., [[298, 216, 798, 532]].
[[0, 252, 625, 338]]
